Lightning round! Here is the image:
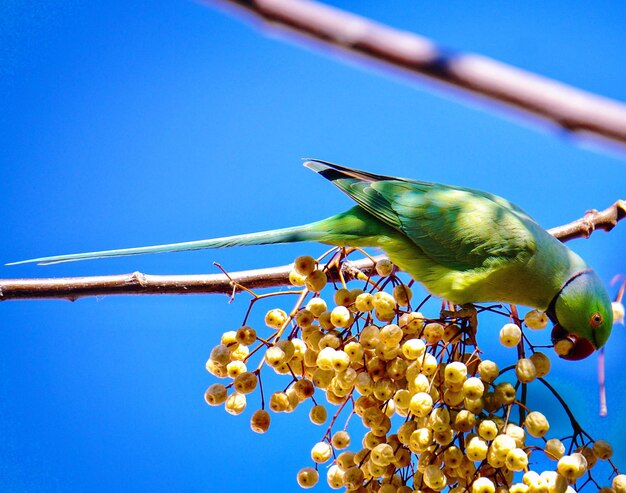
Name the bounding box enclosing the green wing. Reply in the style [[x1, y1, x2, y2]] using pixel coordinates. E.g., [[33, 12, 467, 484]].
[[305, 160, 536, 271]]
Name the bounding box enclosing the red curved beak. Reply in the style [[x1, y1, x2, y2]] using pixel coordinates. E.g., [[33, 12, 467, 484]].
[[551, 324, 596, 361]]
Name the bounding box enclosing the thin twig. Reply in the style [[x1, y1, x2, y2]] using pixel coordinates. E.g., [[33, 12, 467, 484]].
[[0, 200, 624, 301], [203, 0, 626, 149]]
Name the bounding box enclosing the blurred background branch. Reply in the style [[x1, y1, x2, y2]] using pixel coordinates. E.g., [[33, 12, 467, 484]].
[[2, 200, 624, 301], [204, 0, 626, 150]]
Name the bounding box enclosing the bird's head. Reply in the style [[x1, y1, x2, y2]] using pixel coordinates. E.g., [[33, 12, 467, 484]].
[[547, 270, 613, 361]]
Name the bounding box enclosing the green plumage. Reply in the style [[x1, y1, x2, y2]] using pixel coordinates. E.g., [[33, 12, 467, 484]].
[[8, 160, 613, 358]]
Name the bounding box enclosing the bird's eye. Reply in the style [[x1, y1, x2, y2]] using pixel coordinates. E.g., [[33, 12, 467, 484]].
[[590, 313, 603, 328]]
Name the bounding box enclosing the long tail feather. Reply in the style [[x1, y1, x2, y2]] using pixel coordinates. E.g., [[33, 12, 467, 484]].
[[7, 225, 321, 266]]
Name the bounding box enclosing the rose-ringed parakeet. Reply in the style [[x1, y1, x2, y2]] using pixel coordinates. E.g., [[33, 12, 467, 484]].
[[8, 160, 613, 360]]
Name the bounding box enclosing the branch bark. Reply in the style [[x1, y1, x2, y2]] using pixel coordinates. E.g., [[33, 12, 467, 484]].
[[203, 0, 626, 149], [1, 200, 624, 301]]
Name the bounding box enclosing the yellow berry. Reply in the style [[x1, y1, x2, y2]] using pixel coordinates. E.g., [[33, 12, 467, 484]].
[[331, 430, 350, 449], [293, 378, 315, 400], [333, 350, 350, 373], [529, 352, 551, 377], [265, 308, 288, 329], [289, 270, 307, 286], [454, 409, 476, 432], [500, 323, 522, 347], [233, 371, 258, 394], [205, 359, 227, 378], [306, 297, 327, 317], [525, 411, 549, 438], [330, 306, 352, 328], [311, 441, 333, 463], [318, 333, 340, 350], [504, 423, 526, 447], [494, 382, 516, 405], [557, 453, 587, 481], [355, 371, 374, 396], [210, 344, 231, 366], [428, 407, 451, 432], [230, 343, 249, 362], [310, 404, 327, 425], [613, 474, 626, 493], [295, 309, 315, 328], [393, 284, 412, 306], [204, 383, 227, 406], [372, 291, 396, 311], [506, 448, 528, 471], [297, 467, 319, 489], [545, 438, 566, 460], [343, 466, 364, 491], [554, 338, 574, 357], [375, 258, 394, 277], [359, 325, 381, 350], [516, 358, 537, 383], [334, 288, 354, 307], [523, 471, 547, 493], [465, 396, 485, 414], [420, 353, 438, 376], [224, 392, 246, 415], [294, 255, 317, 276], [509, 483, 530, 493], [235, 325, 257, 345], [401, 338, 426, 360], [305, 270, 327, 292], [593, 439, 613, 460], [443, 446, 464, 468], [226, 360, 247, 378], [344, 341, 364, 363], [423, 322, 444, 343], [250, 409, 270, 433], [612, 302, 625, 324], [336, 451, 356, 470], [540, 471, 567, 493], [462, 377, 485, 399], [400, 311, 425, 333], [326, 464, 344, 489], [265, 345, 286, 367], [466, 436, 488, 461], [478, 420, 498, 440], [409, 392, 434, 417], [445, 361, 468, 385], [478, 360, 499, 383], [221, 330, 238, 346], [423, 465, 447, 491], [472, 477, 495, 493], [380, 323, 403, 348], [354, 292, 374, 312], [409, 427, 433, 453], [269, 391, 290, 412], [491, 433, 517, 459], [393, 389, 411, 410], [316, 346, 336, 371], [524, 309, 549, 330], [370, 443, 394, 466]]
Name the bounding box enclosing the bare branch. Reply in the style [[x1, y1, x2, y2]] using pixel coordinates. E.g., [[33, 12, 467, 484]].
[[202, 0, 626, 149], [547, 199, 626, 242], [1, 201, 624, 302]]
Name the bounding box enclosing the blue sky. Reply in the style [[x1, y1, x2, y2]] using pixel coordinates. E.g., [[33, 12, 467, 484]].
[[2, 1, 626, 492]]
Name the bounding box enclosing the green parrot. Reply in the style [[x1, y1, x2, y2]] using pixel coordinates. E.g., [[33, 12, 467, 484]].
[[9, 160, 612, 360]]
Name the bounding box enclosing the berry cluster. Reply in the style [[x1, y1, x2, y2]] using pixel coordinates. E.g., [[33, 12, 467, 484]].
[[204, 250, 623, 493]]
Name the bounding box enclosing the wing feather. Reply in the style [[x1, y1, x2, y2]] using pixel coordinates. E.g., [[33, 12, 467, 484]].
[[305, 160, 536, 271]]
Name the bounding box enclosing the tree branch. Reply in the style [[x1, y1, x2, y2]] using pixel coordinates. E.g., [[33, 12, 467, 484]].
[[1, 201, 624, 301], [202, 0, 626, 149]]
